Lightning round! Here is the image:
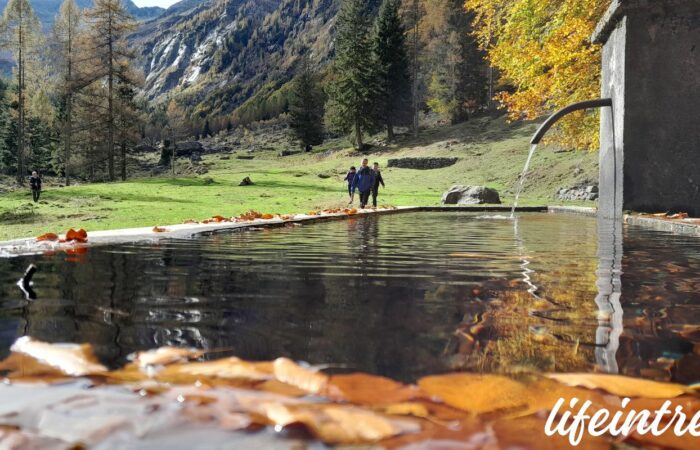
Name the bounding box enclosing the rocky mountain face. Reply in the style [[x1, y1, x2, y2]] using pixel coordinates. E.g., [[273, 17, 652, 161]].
[[131, 0, 346, 117]]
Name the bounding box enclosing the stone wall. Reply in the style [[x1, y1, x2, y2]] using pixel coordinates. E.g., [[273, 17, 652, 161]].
[[387, 157, 459, 170]]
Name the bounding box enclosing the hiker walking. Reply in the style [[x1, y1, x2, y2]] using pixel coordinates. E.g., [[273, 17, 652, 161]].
[[351, 158, 376, 209], [29, 171, 42, 203], [344, 166, 357, 204], [371, 162, 385, 207]]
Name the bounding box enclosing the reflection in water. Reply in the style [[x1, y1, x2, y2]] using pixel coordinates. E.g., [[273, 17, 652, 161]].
[[594, 215, 624, 373], [0, 212, 699, 382]]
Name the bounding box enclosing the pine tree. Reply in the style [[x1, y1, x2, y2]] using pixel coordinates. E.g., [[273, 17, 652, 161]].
[[53, 0, 81, 186], [81, 0, 137, 181], [0, 79, 13, 174], [0, 0, 42, 184], [326, 0, 380, 149], [289, 57, 324, 151], [373, 0, 412, 141]]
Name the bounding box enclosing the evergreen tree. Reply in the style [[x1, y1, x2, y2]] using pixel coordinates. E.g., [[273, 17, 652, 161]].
[[326, 0, 380, 149], [0, 0, 42, 183], [53, 0, 82, 186], [373, 0, 412, 141], [289, 58, 324, 151], [0, 79, 13, 174]]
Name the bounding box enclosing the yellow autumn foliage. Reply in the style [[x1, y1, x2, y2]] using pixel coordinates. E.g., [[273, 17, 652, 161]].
[[465, 0, 611, 150]]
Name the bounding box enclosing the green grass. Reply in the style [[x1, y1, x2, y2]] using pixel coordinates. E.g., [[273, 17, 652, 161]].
[[0, 116, 598, 241]]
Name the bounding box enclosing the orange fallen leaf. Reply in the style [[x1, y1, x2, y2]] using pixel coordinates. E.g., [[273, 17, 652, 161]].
[[130, 347, 202, 368], [668, 212, 689, 220], [418, 373, 530, 415], [156, 357, 273, 384], [65, 228, 88, 243], [260, 213, 275, 220], [326, 373, 419, 406], [545, 373, 691, 398], [272, 357, 328, 395], [152, 226, 168, 233], [0, 337, 106, 377], [183, 219, 198, 224], [258, 402, 420, 444], [36, 232, 59, 242]]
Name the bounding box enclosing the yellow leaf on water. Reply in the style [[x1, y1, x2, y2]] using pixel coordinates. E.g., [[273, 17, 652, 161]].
[[418, 373, 529, 415], [272, 357, 328, 395], [383, 402, 430, 418], [325, 373, 419, 406], [1, 337, 106, 377], [546, 373, 691, 398]]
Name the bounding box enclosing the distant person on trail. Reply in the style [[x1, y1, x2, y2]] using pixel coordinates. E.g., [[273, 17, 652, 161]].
[[344, 166, 357, 204], [29, 171, 42, 203], [371, 162, 385, 208], [351, 158, 376, 209]]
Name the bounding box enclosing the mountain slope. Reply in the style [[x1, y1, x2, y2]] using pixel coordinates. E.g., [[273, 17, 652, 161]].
[[132, 0, 349, 117]]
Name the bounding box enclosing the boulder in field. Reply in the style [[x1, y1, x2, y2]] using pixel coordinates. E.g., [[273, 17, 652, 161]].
[[442, 185, 501, 205], [175, 141, 204, 157], [239, 177, 254, 186]]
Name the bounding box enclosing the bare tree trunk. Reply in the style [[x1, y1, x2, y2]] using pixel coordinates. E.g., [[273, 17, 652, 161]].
[[16, 5, 25, 185], [107, 8, 115, 181], [354, 120, 363, 150], [387, 122, 394, 141], [120, 141, 126, 181]]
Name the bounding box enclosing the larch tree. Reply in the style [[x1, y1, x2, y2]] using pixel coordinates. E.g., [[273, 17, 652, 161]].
[[373, 0, 412, 141], [422, 0, 486, 124], [326, 0, 380, 150], [401, 0, 426, 137], [289, 57, 325, 151], [0, 0, 41, 184], [53, 0, 82, 186], [466, 0, 611, 149], [82, 0, 137, 181]]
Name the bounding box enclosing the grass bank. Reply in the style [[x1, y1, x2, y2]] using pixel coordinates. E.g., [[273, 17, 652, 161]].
[[0, 116, 597, 241]]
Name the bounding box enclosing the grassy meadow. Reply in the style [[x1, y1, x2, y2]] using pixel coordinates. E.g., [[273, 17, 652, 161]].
[[0, 116, 598, 241]]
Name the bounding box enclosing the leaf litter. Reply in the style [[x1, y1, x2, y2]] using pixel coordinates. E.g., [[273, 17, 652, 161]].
[[1, 337, 699, 449]]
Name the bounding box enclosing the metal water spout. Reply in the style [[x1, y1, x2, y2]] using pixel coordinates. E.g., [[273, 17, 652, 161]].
[[510, 98, 614, 218], [529, 98, 613, 145]]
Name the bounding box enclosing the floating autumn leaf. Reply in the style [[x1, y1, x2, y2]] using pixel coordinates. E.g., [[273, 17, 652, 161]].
[[325, 373, 419, 406], [417, 373, 530, 415], [380, 417, 487, 449], [155, 357, 273, 384], [64, 228, 88, 243], [258, 402, 420, 444], [546, 373, 691, 398], [36, 232, 59, 242], [130, 347, 202, 368], [668, 212, 689, 220], [152, 226, 168, 233], [272, 357, 328, 395], [1, 337, 106, 377]]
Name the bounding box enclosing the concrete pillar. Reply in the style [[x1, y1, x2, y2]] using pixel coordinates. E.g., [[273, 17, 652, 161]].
[[593, 0, 700, 218]]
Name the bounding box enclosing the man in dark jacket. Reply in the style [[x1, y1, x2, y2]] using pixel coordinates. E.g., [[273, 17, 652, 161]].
[[351, 158, 375, 208], [29, 171, 42, 202], [371, 162, 385, 207]]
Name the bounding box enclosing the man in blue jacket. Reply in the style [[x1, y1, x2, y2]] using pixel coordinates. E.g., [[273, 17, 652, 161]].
[[351, 158, 376, 208]]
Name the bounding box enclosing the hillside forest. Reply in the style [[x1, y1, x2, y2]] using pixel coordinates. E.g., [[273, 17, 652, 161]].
[[0, 0, 610, 187]]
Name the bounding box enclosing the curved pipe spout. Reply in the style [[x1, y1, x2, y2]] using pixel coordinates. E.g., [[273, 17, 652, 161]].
[[530, 98, 613, 145]]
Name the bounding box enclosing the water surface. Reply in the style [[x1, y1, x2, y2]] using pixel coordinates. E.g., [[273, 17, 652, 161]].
[[0, 212, 698, 382]]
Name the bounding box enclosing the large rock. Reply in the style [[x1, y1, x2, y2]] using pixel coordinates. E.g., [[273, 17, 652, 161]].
[[175, 141, 204, 157], [557, 184, 599, 201], [442, 186, 501, 205], [388, 157, 458, 170]]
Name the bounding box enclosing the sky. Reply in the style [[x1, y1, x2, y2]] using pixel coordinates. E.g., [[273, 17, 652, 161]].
[[132, 0, 183, 8]]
